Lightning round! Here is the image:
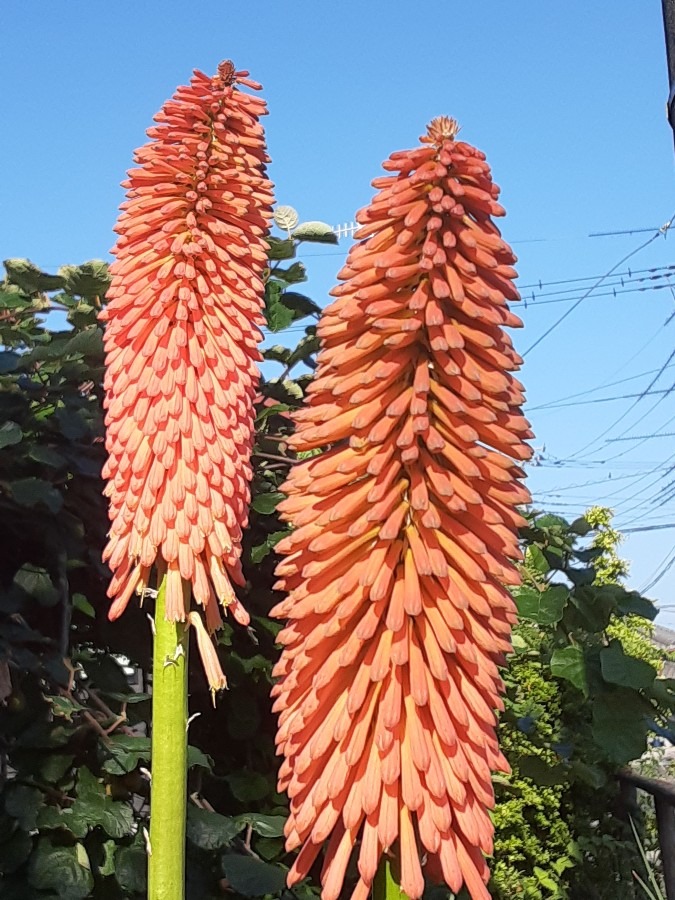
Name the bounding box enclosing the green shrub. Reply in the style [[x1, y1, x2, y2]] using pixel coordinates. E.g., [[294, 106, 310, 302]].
[[490, 512, 674, 900]]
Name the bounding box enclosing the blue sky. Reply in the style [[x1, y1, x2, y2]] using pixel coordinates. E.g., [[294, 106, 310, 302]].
[[2, 2, 675, 628]]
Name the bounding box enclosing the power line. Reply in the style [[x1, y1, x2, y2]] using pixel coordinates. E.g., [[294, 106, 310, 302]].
[[600, 407, 675, 462], [641, 545, 675, 592], [606, 429, 675, 443], [559, 293, 675, 461], [521, 268, 675, 305], [527, 361, 675, 411], [533, 469, 673, 495], [530, 388, 673, 413], [589, 227, 665, 237], [521, 216, 675, 357]]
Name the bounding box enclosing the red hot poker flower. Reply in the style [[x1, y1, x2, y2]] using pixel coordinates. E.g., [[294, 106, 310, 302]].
[[271, 117, 532, 900], [102, 62, 273, 688]]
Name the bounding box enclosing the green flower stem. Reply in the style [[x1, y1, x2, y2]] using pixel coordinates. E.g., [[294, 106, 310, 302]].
[[373, 858, 409, 900], [148, 573, 190, 900]]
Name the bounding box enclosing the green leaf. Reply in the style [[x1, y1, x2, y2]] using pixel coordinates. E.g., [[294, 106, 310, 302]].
[[9, 478, 63, 514], [264, 281, 295, 332], [186, 805, 243, 850], [62, 326, 103, 357], [221, 854, 288, 896], [250, 531, 287, 564], [251, 492, 284, 515], [514, 584, 569, 625], [29, 839, 94, 899], [279, 292, 321, 319], [525, 545, 550, 574], [50, 695, 85, 721], [288, 333, 320, 369], [255, 401, 292, 423], [67, 768, 134, 838], [14, 564, 60, 606], [101, 734, 151, 775], [73, 593, 95, 618], [567, 585, 617, 632], [274, 262, 307, 286], [264, 377, 304, 403], [27, 445, 66, 468], [550, 645, 588, 695], [0, 421, 22, 449], [569, 516, 592, 536], [267, 237, 296, 261], [254, 836, 284, 861], [262, 344, 291, 365], [5, 258, 64, 293], [187, 745, 213, 770], [226, 770, 270, 803], [115, 846, 147, 894], [40, 754, 74, 783], [533, 513, 568, 531], [0, 289, 32, 311], [99, 840, 117, 877], [568, 566, 595, 587], [234, 813, 286, 838], [237, 654, 271, 676], [58, 261, 110, 299], [616, 591, 657, 621], [102, 691, 150, 704], [600, 641, 656, 690], [534, 866, 561, 892], [591, 691, 650, 764], [292, 221, 339, 244], [5, 785, 44, 830]]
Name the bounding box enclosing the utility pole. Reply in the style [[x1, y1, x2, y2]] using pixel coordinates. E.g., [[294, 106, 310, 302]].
[[662, 0, 675, 145]]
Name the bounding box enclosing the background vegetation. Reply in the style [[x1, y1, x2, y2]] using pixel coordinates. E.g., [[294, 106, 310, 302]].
[[0, 243, 673, 899]]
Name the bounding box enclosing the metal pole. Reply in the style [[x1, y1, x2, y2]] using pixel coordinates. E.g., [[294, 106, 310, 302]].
[[655, 796, 675, 900], [662, 0, 675, 143]]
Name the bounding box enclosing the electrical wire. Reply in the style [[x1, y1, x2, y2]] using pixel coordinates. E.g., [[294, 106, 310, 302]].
[[641, 546, 675, 593], [520, 269, 675, 306], [530, 388, 672, 413], [521, 217, 675, 357], [527, 361, 675, 411], [554, 290, 675, 461]]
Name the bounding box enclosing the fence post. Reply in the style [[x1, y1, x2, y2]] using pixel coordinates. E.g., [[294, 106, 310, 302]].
[[655, 795, 675, 900]]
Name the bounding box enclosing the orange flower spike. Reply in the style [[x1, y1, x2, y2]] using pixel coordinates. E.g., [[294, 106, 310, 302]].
[[273, 117, 532, 900], [102, 61, 274, 689]]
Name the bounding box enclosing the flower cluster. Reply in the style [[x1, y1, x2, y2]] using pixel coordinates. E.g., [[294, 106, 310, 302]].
[[102, 62, 273, 688], [272, 117, 532, 900]]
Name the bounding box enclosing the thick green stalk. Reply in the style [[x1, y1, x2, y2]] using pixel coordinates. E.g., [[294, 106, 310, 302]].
[[149, 574, 190, 900], [373, 858, 409, 900]]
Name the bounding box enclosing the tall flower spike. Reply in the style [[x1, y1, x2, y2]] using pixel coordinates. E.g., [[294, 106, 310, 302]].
[[272, 118, 532, 900], [102, 62, 274, 688]]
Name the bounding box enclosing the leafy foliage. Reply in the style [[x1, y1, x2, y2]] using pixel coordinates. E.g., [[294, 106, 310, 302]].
[[1, 247, 672, 900], [0, 252, 323, 900], [490, 512, 675, 900]]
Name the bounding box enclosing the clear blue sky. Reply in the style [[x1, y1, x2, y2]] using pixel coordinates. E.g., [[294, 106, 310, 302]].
[[2, 2, 675, 628]]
